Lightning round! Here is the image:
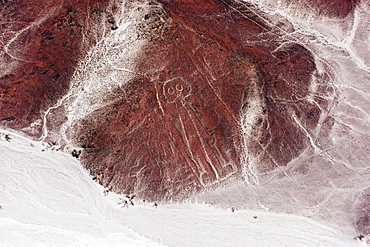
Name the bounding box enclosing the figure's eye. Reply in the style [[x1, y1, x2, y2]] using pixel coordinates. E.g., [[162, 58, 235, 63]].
[[176, 84, 183, 91], [167, 87, 175, 95]]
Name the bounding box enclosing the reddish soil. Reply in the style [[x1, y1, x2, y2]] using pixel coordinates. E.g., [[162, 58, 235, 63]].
[[0, 0, 120, 137]]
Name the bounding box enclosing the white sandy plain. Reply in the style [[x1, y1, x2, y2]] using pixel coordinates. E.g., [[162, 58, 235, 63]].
[[0, 130, 365, 247]]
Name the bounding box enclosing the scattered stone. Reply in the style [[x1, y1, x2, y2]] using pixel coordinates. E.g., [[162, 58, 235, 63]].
[[4, 134, 11, 142], [71, 149, 82, 158], [118, 194, 136, 208], [357, 235, 364, 241]]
